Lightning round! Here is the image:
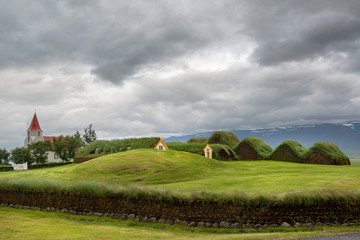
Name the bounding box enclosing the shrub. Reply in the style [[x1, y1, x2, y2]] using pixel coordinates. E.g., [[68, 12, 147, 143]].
[[0, 165, 13, 172], [208, 131, 239, 148]]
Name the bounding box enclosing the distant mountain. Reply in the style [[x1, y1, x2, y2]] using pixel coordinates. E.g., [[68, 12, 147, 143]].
[[165, 122, 360, 157]]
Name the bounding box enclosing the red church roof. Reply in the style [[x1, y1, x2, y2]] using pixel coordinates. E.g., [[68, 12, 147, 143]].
[[28, 113, 42, 130]]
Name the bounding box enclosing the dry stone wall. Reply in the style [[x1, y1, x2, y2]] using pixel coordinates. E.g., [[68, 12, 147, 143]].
[[1, 189, 360, 227]]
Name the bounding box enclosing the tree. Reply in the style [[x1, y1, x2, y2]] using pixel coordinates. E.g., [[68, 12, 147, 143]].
[[0, 148, 10, 165], [28, 141, 52, 164], [53, 135, 83, 162], [83, 124, 97, 145], [74, 130, 85, 146], [10, 147, 34, 164]]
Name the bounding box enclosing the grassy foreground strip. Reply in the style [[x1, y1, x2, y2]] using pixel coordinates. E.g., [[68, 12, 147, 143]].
[[1, 207, 359, 240]]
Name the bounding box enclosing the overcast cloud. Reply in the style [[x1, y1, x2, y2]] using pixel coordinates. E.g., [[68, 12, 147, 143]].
[[1, 0, 360, 150]]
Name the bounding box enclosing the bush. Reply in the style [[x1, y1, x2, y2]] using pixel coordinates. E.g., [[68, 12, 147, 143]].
[[0, 165, 13, 172], [208, 131, 239, 148]]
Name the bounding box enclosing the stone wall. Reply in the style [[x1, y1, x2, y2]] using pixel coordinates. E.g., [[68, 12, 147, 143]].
[[1, 189, 359, 227]]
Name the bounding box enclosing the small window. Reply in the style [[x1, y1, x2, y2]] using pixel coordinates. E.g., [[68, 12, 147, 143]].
[[159, 146, 163, 150], [207, 149, 210, 152], [54, 154, 58, 159], [38, 131, 40, 136]]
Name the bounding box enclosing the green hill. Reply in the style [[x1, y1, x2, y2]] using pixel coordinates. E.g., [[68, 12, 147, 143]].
[[1, 149, 360, 197]]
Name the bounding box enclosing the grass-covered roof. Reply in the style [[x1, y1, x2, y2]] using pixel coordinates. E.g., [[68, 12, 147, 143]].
[[269, 140, 307, 163], [77, 137, 160, 155], [239, 137, 273, 159], [306, 142, 349, 160], [208, 131, 239, 148]]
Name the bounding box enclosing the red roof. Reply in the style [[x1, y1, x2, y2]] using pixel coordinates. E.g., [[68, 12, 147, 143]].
[[43, 136, 59, 143], [28, 113, 42, 130]]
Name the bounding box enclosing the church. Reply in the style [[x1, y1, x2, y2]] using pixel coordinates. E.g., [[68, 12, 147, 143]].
[[24, 113, 65, 163]]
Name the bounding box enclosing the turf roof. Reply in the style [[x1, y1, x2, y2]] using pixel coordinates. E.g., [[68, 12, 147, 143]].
[[306, 142, 349, 160], [240, 137, 273, 159]]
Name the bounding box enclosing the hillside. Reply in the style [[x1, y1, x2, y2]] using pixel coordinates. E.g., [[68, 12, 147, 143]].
[[2, 149, 360, 196]]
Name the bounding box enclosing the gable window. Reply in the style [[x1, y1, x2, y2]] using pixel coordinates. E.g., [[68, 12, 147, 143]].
[[54, 154, 58, 159], [159, 146, 163, 150]]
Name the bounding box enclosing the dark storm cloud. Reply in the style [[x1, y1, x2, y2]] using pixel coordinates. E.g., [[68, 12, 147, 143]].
[[0, 0, 234, 84], [245, 0, 360, 70], [3, 0, 360, 150]]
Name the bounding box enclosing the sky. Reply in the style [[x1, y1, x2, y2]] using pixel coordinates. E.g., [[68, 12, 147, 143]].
[[2, 0, 360, 150]]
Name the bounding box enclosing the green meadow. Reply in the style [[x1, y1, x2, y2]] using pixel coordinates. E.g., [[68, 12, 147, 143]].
[[1, 149, 360, 197]]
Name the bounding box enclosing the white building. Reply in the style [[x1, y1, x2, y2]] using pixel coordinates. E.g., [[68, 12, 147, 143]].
[[154, 137, 169, 150], [203, 144, 213, 159], [24, 113, 63, 163]]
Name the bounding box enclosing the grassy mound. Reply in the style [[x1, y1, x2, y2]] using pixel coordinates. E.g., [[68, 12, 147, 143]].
[[208, 131, 239, 148], [77, 137, 160, 155], [167, 142, 236, 160], [186, 137, 208, 144], [305, 142, 350, 165], [42, 150, 225, 184], [270, 140, 307, 163], [236, 137, 273, 160]]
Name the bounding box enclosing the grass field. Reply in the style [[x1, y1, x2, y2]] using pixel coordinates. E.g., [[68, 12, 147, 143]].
[[1, 149, 360, 197], [1, 207, 359, 240]]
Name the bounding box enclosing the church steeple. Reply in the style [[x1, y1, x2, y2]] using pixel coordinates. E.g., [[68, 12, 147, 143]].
[[28, 113, 42, 131], [25, 112, 43, 147]]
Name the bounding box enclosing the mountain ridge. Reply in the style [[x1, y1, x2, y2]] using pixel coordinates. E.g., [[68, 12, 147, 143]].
[[164, 122, 360, 157]]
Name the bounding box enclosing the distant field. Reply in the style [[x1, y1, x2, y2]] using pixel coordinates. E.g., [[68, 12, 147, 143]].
[[1, 207, 359, 240], [350, 159, 360, 166], [1, 149, 360, 197]]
